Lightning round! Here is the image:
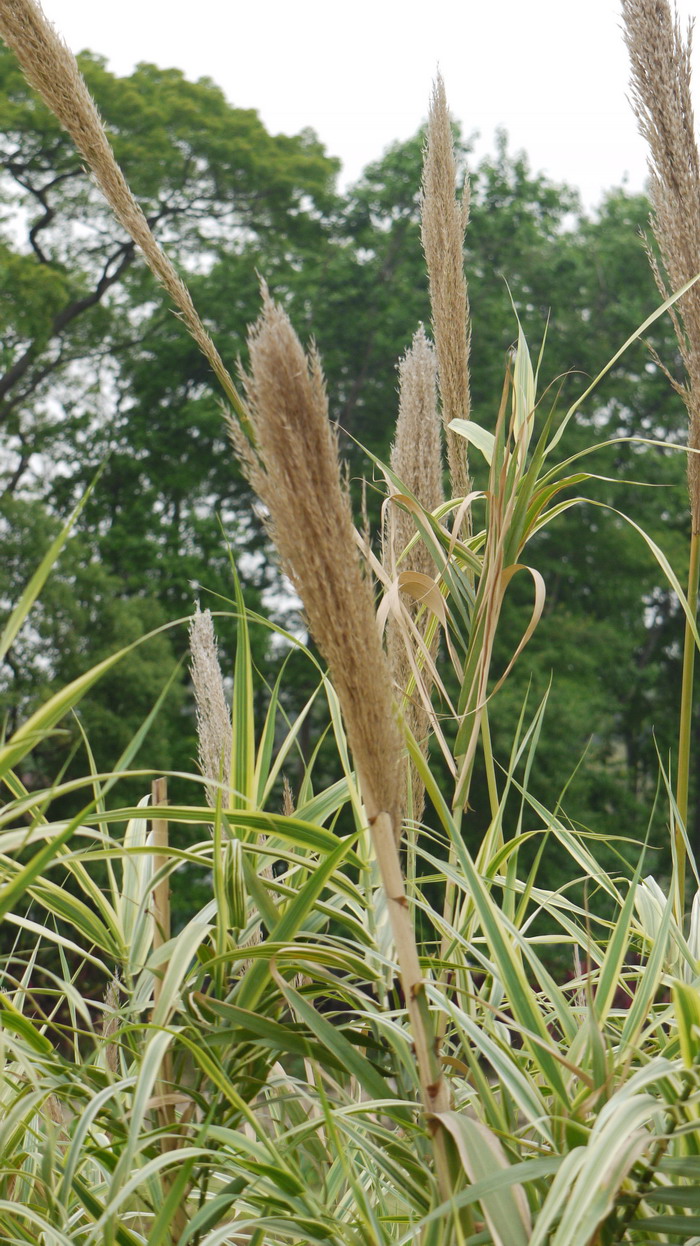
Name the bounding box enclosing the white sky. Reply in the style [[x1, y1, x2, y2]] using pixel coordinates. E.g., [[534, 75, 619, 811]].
[[41, 0, 700, 210]]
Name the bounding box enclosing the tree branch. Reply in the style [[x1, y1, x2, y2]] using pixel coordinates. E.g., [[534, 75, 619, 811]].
[[0, 239, 136, 416]]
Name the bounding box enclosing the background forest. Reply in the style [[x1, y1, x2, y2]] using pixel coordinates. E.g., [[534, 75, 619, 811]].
[[0, 43, 691, 893]]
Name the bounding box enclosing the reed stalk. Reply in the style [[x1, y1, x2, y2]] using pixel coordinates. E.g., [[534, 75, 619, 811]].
[[151, 776, 170, 957], [622, 0, 700, 919], [149, 778, 189, 1236], [676, 532, 700, 876], [235, 293, 454, 1198], [150, 776, 171, 1091]]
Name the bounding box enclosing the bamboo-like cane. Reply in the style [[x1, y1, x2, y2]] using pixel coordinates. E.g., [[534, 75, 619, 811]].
[[149, 778, 189, 1233]]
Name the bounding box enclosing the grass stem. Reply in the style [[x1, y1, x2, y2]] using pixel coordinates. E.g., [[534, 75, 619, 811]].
[[369, 812, 453, 1202], [675, 529, 700, 919]]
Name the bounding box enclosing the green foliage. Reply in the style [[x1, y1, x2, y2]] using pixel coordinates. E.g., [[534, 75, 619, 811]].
[[3, 554, 700, 1243]]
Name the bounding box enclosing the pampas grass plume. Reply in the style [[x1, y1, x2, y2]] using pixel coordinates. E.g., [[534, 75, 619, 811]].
[[387, 326, 444, 820], [622, 0, 700, 529], [421, 73, 472, 505], [189, 606, 232, 806], [235, 289, 403, 837], [389, 326, 444, 579]]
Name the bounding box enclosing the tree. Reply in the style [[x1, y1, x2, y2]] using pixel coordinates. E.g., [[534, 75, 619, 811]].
[[0, 48, 337, 497], [0, 45, 339, 775]]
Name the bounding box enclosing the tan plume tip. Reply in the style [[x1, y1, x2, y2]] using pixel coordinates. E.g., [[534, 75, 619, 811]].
[[189, 606, 232, 805], [0, 0, 241, 409], [622, 0, 700, 530], [390, 326, 444, 581], [421, 72, 472, 505], [236, 290, 403, 834]]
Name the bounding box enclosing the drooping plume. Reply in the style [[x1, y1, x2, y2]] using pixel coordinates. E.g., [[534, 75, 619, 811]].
[[0, 0, 243, 415]]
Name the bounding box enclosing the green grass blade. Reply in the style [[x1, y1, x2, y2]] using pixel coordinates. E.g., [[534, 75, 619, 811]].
[[276, 974, 399, 1104], [236, 829, 360, 1012], [437, 1111, 531, 1246], [0, 476, 101, 666]]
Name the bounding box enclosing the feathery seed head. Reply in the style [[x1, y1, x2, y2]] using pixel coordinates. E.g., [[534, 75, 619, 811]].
[[101, 976, 121, 1074], [385, 327, 444, 823], [189, 606, 232, 806], [236, 290, 403, 834], [390, 326, 444, 581], [421, 73, 472, 505], [622, 0, 700, 528]]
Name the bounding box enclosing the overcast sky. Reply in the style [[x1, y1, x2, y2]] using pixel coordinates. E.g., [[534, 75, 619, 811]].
[[42, 0, 700, 210]]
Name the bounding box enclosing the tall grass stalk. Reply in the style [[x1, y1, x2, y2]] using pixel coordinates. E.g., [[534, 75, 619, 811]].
[[622, 0, 700, 918], [150, 777, 170, 974], [234, 292, 455, 1193], [148, 777, 189, 1236]]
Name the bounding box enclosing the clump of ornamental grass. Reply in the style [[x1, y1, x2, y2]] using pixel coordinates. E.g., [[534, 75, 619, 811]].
[[0, 0, 454, 1189], [623, 0, 700, 916], [7, 1, 700, 1242], [0, 0, 429, 1112]]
